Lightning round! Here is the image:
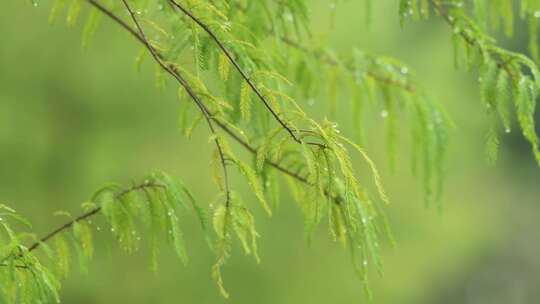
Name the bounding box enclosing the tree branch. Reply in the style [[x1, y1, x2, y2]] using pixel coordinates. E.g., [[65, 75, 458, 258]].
[[429, 0, 518, 79], [119, 0, 232, 206], [26, 182, 165, 253], [280, 37, 416, 93], [167, 0, 309, 145], [83, 0, 337, 202]]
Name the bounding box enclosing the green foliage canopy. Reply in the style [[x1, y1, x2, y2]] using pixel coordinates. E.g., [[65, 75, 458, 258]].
[[2, 0, 540, 302]]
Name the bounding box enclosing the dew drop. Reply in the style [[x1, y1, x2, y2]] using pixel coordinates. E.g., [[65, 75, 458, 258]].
[[381, 110, 389, 118], [284, 12, 294, 22], [400, 67, 409, 75], [505, 128, 511, 133]]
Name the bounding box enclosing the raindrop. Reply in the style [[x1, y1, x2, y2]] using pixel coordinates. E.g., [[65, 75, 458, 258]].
[[284, 12, 294, 22], [400, 66, 409, 75], [535, 11, 540, 18], [381, 110, 389, 118], [505, 128, 511, 134]]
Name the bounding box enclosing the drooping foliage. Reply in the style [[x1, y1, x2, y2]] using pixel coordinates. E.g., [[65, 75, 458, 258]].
[[0, 173, 210, 302], [400, 0, 540, 164], [2, 0, 540, 303]]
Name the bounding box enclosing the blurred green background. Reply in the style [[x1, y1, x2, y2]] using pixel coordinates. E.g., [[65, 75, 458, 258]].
[[1, 1, 540, 303]]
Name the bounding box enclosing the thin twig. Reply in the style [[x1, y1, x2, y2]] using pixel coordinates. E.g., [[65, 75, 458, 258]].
[[84, 0, 333, 199], [167, 0, 304, 144], [229, 1, 415, 93], [26, 182, 165, 253], [280, 37, 416, 93], [428, 0, 518, 79], [120, 0, 232, 206], [4, 0, 345, 261]]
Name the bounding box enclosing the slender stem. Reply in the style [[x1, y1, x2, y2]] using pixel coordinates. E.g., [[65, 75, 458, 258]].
[[120, 0, 231, 206], [429, 0, 518, 79], [82, 0, 332, 198], [228, 1, 414, 93], [90, 0, 306, 199], [4, 0, 345, 261], [167, 0, 304, 144], [26, 182, 165, 253], [280, 37, 416, 93], [27, 208, 101, 252]]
